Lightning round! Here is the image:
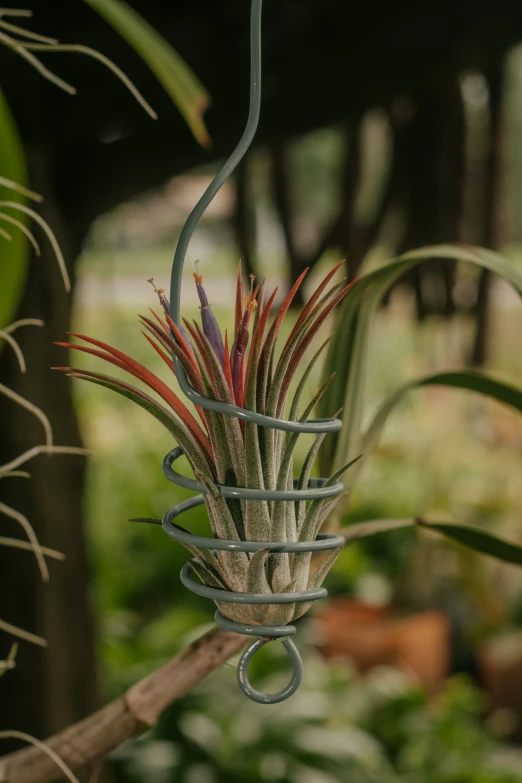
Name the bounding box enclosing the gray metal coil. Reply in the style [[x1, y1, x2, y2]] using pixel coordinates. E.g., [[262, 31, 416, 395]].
[[162, 448, 344, 704], [162, 0, 346, 703]]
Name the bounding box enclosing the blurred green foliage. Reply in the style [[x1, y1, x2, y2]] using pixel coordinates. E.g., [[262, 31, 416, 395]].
[[70, 60, 522, 766], [112, 658, 521, 783], [84, 0, 210, 146], [72, 254, 522, 779], [0, 87, 28, 330]]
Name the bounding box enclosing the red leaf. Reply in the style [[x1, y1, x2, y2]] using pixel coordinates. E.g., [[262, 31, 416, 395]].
[[235, 260, 243, 338], [139, 315, 204, 391], [183, 319, 220, 401], [164, 313, 200, 375], [223, 330, 234, 398], [62, 333, 212, 460], [55, 341, 128, 371], [256, 270, 308, 411], [275, 278, 359, 417], [139, 320, 211, 435], [244, 286, 277, 393], [183, 319, 212, 380], [142, 331, 175, 373], [282, 261, 344, 361], [264, 268, 308, 352], [58, 367, 214, 472], [149, 307, 170, 333]]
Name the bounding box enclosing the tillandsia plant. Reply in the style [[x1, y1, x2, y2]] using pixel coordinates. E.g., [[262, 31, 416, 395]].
[[55, 262, 359, 627]]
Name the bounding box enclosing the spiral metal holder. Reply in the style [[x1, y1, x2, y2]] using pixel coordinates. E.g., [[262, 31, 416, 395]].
[[164, 0, 345, 704]]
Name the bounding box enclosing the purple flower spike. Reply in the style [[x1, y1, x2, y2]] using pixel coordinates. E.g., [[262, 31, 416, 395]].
[[230, 276, 257, 406], [149, 278, 196, 359], [231, 320, 249, 406], [148, 278, 170, 315], [194, 263, 225, 367]]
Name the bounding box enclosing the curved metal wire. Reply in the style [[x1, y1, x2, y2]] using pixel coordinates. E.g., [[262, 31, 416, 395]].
[[163, 447, 344, 502], [237, 638, 303, 705], [164, 0, 345, 703], [168, 0, 341, 436]]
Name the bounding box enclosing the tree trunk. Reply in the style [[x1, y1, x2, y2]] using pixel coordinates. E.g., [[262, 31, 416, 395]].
[[0, 147, 99, 747]]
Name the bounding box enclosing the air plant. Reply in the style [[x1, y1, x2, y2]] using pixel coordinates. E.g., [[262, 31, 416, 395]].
[[55, 263, 359, 627]]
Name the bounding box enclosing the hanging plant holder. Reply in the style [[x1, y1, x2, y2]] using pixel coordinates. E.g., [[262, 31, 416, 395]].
[[163, 0, 346, 704], [57, 0, 355, 706], [162, 446, 344, 703], [54, 0, 522, 709]]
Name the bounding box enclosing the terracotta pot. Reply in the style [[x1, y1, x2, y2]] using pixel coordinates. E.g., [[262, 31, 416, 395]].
[[479, 632, 522, 738], [313, 597, 450, 693]]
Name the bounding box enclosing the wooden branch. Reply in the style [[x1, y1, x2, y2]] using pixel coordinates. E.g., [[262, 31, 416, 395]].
[[0, 627, 245, 783]]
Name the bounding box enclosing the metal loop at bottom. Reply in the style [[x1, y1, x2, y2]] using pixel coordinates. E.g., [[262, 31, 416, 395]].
[[237, 636, 303, 705]]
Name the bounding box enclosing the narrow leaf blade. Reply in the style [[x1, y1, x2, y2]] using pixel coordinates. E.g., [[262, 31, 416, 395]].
[[418, 519, 522, 565], [84, 0, 211, 147]]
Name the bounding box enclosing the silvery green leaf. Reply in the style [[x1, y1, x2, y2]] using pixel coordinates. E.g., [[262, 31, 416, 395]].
[[273, 375, 335, 545], [196, 329, 245, 487], [299, 456, 361, 544], [195, 469, 249, 592], [190, 557, 228, 590], [292, 547, 342, 621], [311, 492, 348, 535], [260, 577, 298, 627], [295, 432, 327, 529], [247, 548, 275, 623], [243, 342, 271, 541], [247, 549, 272, 594]]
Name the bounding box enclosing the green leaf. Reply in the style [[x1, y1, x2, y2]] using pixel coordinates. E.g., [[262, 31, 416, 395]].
[[340, 518, 415, 541], [351, 370, 522, 491], [307, 547, 342, 590], [83, 0, 211, 147], [417, 519, 522, 565], [292, 546, 342, 621], [246, 549, 271, 595], [193, 351, 233, 485], [339, 516, 522, 566], [272, 374, 336, 560], [295, 431, 326, 529], [196, 327, 246, 487], [314, 492, 347, 531], [241, 334, 272, 542], [190, 557, 228, 590], [194, 468, 244, 543], [319, 244, 522, 476], [0, 88, 28, 329], [298, 455, 362, 545]]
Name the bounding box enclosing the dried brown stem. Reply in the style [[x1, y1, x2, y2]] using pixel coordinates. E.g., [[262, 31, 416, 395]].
[[0, 627, 245, 783]]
